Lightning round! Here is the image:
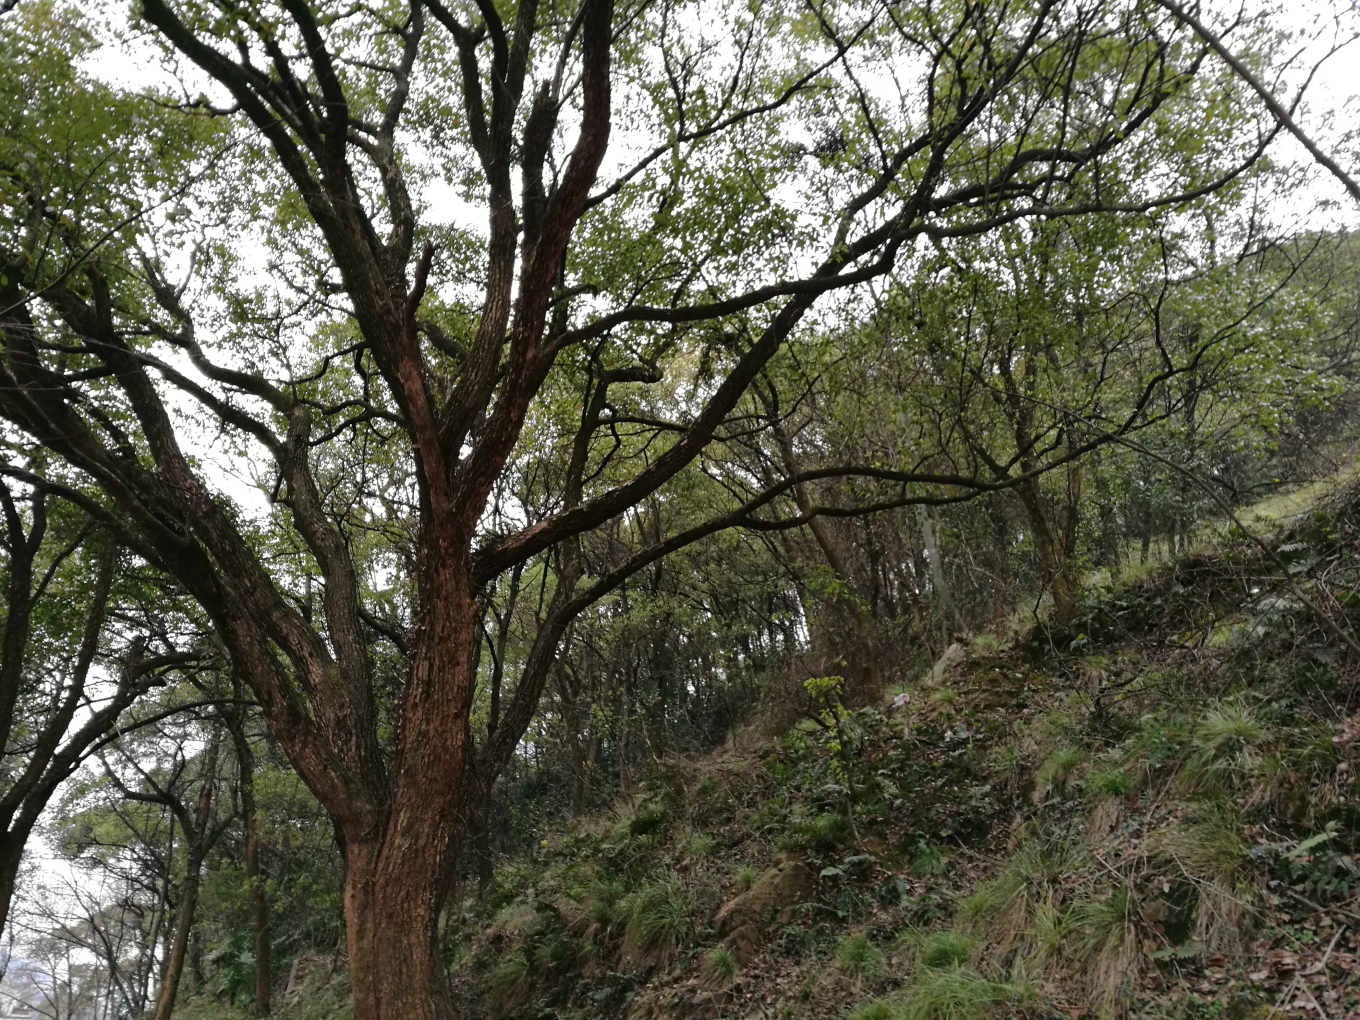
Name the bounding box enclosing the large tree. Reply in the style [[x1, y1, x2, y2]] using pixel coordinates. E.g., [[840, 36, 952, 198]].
[[0, 0, 1296, 1015]]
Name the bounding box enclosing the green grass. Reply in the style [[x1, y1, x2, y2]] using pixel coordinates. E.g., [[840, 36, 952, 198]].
[[779, 810, 852, 852], [919, 932, 975, 969], [835, 931, 887, 978], [683, 828, 715, 857], [1087, 765, 1134, 797], [485, 953, 528, 1007], [897, 968, 1029, 1020], [701, 945, 738, 983], [622, 875, 689, 966], [909, 845, 947, 877], [627, 799, 668, 836]]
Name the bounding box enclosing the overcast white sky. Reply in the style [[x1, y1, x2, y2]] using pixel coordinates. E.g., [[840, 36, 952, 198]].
[[76, 0, 1360, 217]]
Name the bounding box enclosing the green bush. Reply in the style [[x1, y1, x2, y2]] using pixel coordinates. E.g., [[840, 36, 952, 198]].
[[628, 799, 669, 836]]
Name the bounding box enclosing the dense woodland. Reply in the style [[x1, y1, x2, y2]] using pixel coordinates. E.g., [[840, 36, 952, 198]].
[[2, 0, 1360, 1017]]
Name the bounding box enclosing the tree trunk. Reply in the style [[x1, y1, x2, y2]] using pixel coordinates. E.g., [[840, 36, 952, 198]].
[[343, 837, 453, 1020], [189, 930, 205, 993], [152, 735, 220, 1020], [576, 733, 598, 817], [342, 583, 479, 1020], [153, 846, 207, 1020], [472, 804, 494, 898], [227, 706, 271, 1017], [569, 740, 588, 818], [0, 834, 23, 941], [768, 413, 882, 704], [618, 669, 633, 799], [803, 513, 883, 704], [1017, 477, 1079, 624], [917, 506, 965, 638]]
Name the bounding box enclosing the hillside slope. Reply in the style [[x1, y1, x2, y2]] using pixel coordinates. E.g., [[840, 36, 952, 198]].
[[443, 485, 1360, 1020]]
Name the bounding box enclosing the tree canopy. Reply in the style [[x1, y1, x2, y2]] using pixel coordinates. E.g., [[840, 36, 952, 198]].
[[0, 0, 1358, 1017]]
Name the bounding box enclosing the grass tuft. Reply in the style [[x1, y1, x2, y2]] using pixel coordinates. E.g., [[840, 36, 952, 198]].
[[897, 968, 1029, 1020], [909, 845, 948, 877], [484, 953, 528, 1009], [835, 931, 887, 978], [701, 945, 738, 984], [919, 932, 975, 970], [1087, 765, 1133, 797], [627, 799, 669, 836], [622, 875, 689, 967], [1069, 886, 1139, 1008], [682, 827, 715, 857]]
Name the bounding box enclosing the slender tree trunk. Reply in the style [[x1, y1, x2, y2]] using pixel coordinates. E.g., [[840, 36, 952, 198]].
[[140, 849, 172, 1017], [618, 667, 633, 799], [918, 506, 965, 638], [472, 803, 494, 898], [152, 734, 220, 1020], [227, 703, 271, 1017], [189, 931, 204, 993], [1017, 477, 1079, 624], [578, 733, 598, 816], [246, 803, 270, 1015], [0, 834, 23, 942], [768, 414, 882, 703], [153, 849, 207, 1020], [569, 737, 588, 818], [804, 513, 882, 702]]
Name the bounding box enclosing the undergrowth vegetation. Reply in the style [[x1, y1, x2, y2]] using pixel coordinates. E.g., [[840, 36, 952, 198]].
[[444, 483, 1360, 1020]]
